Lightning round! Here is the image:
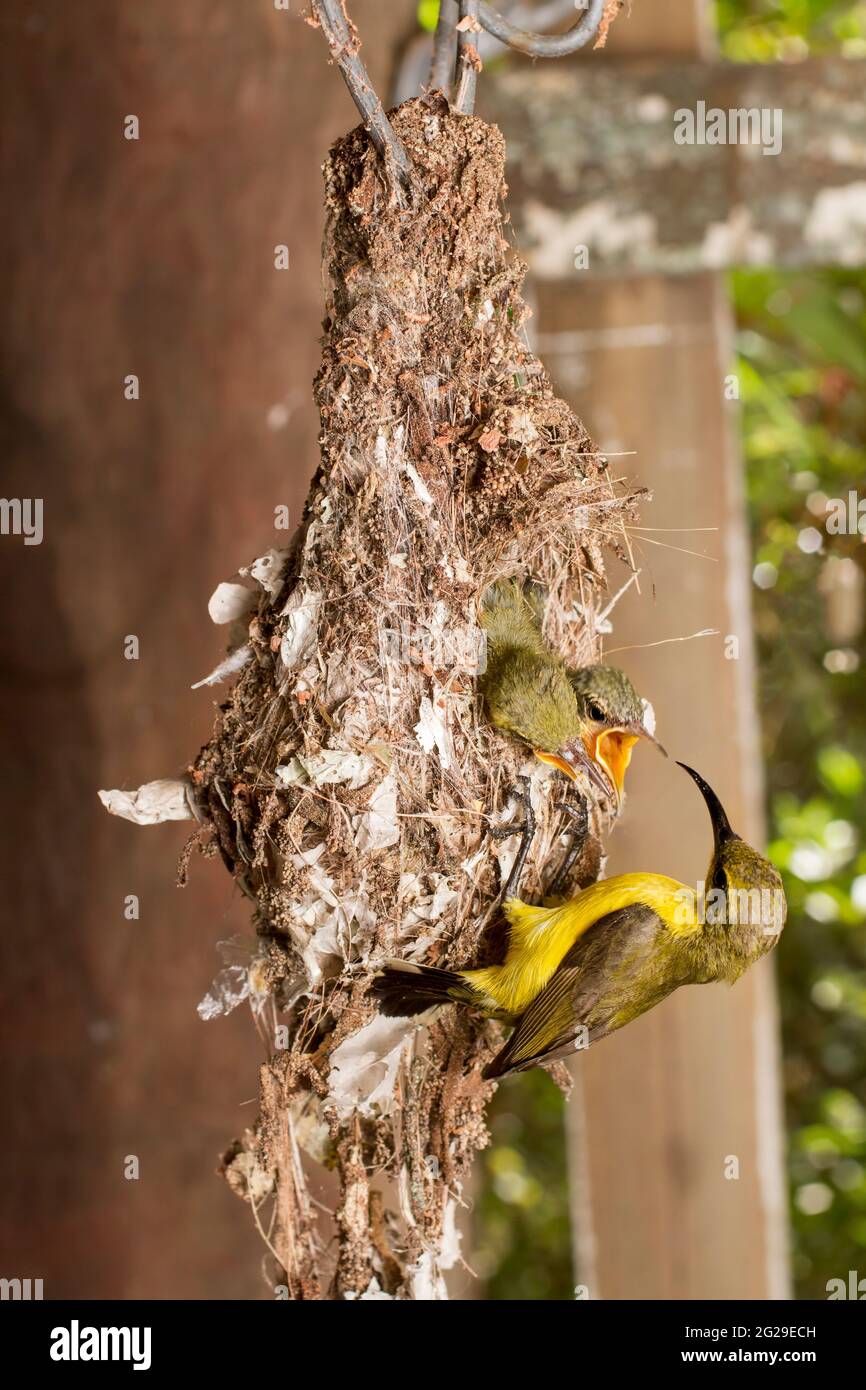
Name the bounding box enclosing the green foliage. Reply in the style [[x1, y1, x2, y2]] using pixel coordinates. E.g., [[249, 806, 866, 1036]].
[[732, 265, 866, 1297], [716, 0, 866, 59], [470, 1069, 573, 1299], [417, 0, 440, 34]]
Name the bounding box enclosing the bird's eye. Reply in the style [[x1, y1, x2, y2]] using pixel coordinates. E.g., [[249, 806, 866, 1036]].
[[588, 702, 606, 722]]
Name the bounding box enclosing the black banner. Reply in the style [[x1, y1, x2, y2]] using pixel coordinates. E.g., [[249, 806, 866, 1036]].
[[0, 1297, 860, 1374]]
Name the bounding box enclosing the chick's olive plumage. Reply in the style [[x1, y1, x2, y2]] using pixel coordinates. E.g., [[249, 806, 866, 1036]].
[[477, 579, 660, 802]]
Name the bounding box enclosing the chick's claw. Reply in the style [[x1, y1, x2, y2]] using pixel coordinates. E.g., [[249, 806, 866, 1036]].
[[547, 794, 590, 899], [487, 777, 536, 901]]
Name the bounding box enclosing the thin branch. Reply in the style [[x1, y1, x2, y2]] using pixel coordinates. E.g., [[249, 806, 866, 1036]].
[[312, 0, 414, 190], [477, 0, 605, 55], [429, 0, 459, 96], [454, 1, 481, 115]]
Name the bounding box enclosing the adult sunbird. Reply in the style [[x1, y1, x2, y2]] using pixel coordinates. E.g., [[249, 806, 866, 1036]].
[[372, 763, 786, 1079], [477, 579, 663, 806]]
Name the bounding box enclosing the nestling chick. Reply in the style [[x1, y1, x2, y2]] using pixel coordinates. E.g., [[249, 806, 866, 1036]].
[[371, 762, 786, 1080], [477, 579, 663, 806]]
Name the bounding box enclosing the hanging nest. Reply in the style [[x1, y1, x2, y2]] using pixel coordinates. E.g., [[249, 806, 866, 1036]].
[[149, 96, 641, 1299]]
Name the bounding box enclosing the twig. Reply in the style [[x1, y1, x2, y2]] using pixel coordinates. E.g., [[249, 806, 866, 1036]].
[[477, 0, 605, 55], [430, 0, 459, 96], [312, 0, 414, 190], [454, 1, 481, 115]]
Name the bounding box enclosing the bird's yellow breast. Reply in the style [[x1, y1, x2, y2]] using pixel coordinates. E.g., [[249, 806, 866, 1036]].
[[461, 873, 697, 1017]]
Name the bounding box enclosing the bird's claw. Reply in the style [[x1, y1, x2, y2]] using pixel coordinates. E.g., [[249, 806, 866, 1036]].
[[547, 793, 589, 898], [555, 795, 588, 827], [487, 776, 536, 901]]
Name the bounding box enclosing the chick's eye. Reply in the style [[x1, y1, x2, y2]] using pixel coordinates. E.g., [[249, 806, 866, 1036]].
[[711, 863, 728, 894], [588, 702, 606, 722]]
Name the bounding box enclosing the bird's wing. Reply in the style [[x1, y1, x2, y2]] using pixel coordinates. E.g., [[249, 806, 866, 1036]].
[[483, 901, 667, 1079]]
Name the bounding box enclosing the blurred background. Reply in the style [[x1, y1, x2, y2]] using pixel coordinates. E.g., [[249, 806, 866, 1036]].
[[1, 0, 864, 1300]]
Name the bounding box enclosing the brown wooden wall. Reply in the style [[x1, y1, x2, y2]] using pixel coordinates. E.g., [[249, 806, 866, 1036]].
[[0, 0, 414, 1299]]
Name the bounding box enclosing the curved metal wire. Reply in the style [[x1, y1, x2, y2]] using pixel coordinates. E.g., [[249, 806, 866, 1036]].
[[314, 0, 608, 191], [477, 0, 606, 56]]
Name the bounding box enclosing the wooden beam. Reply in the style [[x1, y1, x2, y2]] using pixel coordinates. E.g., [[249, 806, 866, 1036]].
[[483, 58, 866, 275]]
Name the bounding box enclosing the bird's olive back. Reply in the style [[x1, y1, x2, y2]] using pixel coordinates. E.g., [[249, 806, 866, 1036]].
[[477, 579, 583, 752]]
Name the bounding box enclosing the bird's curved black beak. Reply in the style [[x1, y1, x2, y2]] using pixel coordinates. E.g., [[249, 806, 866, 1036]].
[[676, 762, 739, 849]]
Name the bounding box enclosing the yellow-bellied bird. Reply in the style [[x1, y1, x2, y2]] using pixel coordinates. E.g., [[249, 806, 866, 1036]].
[[371, 763, 786, 1080], [477, 579, 663, 806]]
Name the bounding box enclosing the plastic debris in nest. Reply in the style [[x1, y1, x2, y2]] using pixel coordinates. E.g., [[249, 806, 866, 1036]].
[[328, 1012, 418, 1118], [197, 937, 271, 1021], [346, 1194, 462, 1301], [414, 692, 454, 770], [98, 778, 196, 826], [285, 844, 378, 988], [278, 584, 322, 675], [344, 1278, 396, 1302], [276, 748, 375, 791], [398, 871, 460, 960], [405, 1198, 463, 1301], [353, 775, 400, 854]]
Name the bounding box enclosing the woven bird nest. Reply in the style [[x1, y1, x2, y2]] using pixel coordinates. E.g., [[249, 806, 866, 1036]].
[[105, 95, 640, 1299]]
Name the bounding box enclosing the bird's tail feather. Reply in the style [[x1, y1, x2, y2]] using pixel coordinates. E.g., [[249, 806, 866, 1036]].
[[370, 961, 471, 1018]]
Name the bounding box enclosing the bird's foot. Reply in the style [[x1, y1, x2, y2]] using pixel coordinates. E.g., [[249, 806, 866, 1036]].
[[547, 794, 589, 899], [488, 776, 536, 901]]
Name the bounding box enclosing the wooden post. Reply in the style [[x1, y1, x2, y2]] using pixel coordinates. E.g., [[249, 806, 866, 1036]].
[[484, 1, 790, 1299]]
